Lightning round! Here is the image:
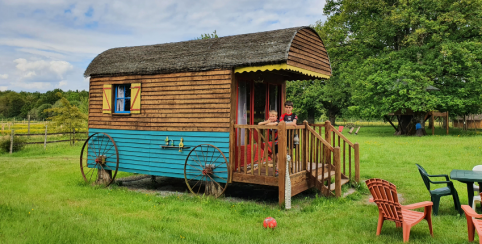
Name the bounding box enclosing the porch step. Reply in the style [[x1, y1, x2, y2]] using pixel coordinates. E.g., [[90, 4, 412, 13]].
[[327, 179, 350, 191], [313, 171, 336, 181]]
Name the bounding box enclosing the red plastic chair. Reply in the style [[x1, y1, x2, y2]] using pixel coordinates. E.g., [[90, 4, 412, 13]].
[[338, 126, 344, 133], [462, 193, 482, 244], [367, 178, 433, 242]]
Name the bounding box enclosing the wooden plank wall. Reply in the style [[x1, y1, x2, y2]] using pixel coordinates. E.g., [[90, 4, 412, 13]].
[[288, 28, 332, 77], [88, 69, 232, 132], [88, 128, 229, 179]]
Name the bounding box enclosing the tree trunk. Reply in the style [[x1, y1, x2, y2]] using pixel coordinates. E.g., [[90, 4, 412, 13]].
[[428, 115, 434, 129], [413, 112, 426, 137], [396, 114, 426, 136], [307, 110, 315, 124], [328, 112, 336, 126]]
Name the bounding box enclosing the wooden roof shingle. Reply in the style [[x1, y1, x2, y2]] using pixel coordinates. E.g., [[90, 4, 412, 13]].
[[85, 26, 329, 77]]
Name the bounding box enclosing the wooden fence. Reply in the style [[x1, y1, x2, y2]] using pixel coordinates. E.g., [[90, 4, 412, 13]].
[[8, 128, 88, 154]]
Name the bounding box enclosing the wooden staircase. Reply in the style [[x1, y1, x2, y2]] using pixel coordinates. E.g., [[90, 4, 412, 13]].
[[306, 163, 350, 196], [304, 122, 359, 197]]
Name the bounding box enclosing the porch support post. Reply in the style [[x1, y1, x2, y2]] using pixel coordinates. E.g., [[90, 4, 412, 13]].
[[229, 120, 235, 183], [278, 121, 287, 207], [324, 121, 331, 165]]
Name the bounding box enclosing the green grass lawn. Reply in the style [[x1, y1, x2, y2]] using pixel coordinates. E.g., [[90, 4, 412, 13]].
[[1, 126, 481, 243]]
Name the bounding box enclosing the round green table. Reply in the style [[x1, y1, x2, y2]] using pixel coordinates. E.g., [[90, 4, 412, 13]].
[[450, 169, 482, 207]]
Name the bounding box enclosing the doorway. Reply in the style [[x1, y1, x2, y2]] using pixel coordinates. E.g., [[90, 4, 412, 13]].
[[236, 80, 282, 144]]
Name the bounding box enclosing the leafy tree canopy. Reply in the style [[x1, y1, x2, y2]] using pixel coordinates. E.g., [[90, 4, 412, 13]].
[[45, 93, 87, 132], [321, 0, 482, 121]]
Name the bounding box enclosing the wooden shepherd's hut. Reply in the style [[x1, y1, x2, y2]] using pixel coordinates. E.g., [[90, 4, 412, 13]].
[[84, 26, 360, 205]]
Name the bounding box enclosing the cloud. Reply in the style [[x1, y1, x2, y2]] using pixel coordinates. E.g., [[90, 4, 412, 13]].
[[0, 74, 7, 79], [0, 86, 7, 91], [14, 58, 73, 79], [0, 0, 328, 92], [58, 80, 67, 87]]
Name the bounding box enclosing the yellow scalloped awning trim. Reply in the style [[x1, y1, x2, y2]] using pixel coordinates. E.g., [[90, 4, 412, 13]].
[[234, 63, 330, 79]]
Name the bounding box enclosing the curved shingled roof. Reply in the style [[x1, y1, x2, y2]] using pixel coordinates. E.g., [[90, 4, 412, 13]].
[[85, 26, 329, 77]]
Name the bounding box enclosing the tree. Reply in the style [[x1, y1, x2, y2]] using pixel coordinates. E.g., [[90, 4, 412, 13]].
[[287, 80, 324, 123], [322, 0, 482, 135], [45, 95, 87, 135]]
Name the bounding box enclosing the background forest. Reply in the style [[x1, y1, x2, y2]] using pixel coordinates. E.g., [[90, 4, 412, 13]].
[[0, 89, 88, 120]]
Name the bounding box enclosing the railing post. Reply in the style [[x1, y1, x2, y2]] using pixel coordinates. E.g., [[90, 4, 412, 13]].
[[278, 121, 287, 207], [334, 147, 341, 197], [354, 143, 360, 183], [324, 121, 331, 165]]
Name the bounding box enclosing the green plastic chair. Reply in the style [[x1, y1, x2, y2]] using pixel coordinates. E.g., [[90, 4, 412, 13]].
[[416, 164, 462, 215]]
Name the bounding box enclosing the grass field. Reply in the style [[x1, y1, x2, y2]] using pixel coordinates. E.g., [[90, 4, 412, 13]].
[[1, 126, 481, 243]]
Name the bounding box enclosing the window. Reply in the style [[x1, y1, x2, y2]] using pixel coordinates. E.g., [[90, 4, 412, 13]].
[[114, 84, 131, 113]]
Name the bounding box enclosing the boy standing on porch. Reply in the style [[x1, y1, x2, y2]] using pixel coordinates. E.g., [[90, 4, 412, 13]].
[[280, 101, 298, 125]]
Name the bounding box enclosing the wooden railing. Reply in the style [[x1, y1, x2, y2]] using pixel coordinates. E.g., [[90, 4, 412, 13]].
[[310, 121, 360, 183], [232, 124, 280, 177], [328, 123, 360, 183], [231, 120, 360, 199], [304, 121, 341, 196]]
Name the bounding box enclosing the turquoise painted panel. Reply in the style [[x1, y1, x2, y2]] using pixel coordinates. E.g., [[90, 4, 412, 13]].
[[88, 128, 230, 182]]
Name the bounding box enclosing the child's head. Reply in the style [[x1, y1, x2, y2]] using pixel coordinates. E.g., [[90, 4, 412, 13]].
[[268, 110, 278, 122], [284, 101, 294, 114]]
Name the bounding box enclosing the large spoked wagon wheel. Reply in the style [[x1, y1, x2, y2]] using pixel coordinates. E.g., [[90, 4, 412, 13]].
[[184, 144, 228, 198], [80, 132, 119, 186]]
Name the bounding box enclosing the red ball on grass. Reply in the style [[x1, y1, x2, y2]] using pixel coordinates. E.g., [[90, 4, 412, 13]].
[[263, 217, 277, 229]]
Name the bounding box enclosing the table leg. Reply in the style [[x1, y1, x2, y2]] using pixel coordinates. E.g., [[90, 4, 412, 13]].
[[468, 183, 475, 207]]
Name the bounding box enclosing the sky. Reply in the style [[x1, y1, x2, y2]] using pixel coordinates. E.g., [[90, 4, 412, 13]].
[[0, 0, 328, 93]]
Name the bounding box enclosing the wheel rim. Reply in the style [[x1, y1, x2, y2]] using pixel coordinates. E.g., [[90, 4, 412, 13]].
[[184, 144, 228, 198], [80, 132, 119, 186]]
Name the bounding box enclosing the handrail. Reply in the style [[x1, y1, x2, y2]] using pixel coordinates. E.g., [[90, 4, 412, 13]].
[[310, 123, 326, 127], [306, 125, 334, 151], [329, 125, 354, 147], [234, 124, 304, 129], [233, 124, 278, 129]]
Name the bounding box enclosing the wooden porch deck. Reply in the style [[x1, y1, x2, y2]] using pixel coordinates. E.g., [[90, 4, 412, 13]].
[[230, 121, 360, 206]]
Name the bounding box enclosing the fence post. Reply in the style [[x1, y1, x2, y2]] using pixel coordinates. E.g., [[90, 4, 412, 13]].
[[334, 147, 341, 197], [10, 130, 14, 154], [73, 128, 75, 146], [44, 125, 47, 149], [28, 115, 30, 136], [354, 143, 360, 183], [278, 121, 287, 207], [2, 124, 4, 135]]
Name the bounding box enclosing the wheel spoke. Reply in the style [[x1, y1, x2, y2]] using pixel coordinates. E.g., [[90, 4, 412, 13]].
[[193, 151, 205, 167], [196, 177, 205, 194], [189, 155, 204, 169], [210, 147, 217, 166], [187, 173, 203, 182], [191, 176, 204, 193], [186, 163, 203, 172], [101, 144, 115, 157], [210, 153, 224, 168], [87, 142, 98, 157], [211, 174, 227, 181], [87, 164, 98, 183]]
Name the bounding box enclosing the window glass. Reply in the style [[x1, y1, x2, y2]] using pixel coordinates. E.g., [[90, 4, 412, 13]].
[[115, 84, 131, 113]]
